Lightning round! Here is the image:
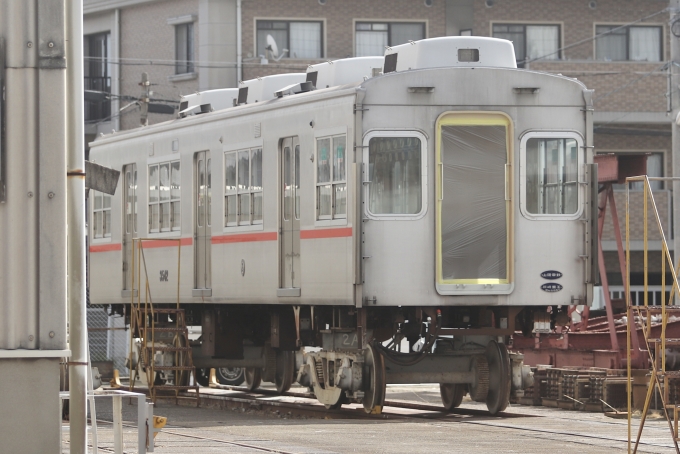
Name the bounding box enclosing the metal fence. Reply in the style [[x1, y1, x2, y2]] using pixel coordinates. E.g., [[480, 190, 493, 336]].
[[87, 305, 128, 374]]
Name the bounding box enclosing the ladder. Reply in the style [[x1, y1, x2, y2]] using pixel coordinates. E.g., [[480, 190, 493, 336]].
[[129, 239, 200, 406], [625, 175, 680, 453]]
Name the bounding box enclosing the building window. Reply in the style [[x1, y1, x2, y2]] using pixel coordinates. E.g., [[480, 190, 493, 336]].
[[612, 152, 664, 191], [175, 22, 195, 74], [257, 20, 323, 59], [92, 190, 112, 238], [225, 148, 263, 226], [84, 32, 111, 122], [355, 22, 425, 57], [368, 137, 422, 215], [595, 25, 662, 62], [492, 24, 560, 65], [316, 135, 346, 220], [149, 161, 181, 233], [525, 138, 580, 215]]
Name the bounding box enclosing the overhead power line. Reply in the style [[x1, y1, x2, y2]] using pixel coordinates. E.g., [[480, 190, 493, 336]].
[[525, 8, 669, 64]]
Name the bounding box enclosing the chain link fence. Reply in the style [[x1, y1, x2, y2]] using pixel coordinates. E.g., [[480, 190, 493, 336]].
[[87, 306, 129, 377]]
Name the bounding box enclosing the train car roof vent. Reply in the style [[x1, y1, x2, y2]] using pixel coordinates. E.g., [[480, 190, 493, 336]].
[[178, 88, 238, 118], [275, 81, 314, 98], [239, 73, 307, 104], [306, 56, 385, 88], [383, 36, 517, 72]]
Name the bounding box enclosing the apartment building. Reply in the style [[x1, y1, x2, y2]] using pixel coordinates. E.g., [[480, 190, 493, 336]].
[[83, 0, 675, 296], [83, 0, 238, 140]]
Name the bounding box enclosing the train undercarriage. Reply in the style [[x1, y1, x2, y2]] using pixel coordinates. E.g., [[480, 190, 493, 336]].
[[117, 304, 535, 414]]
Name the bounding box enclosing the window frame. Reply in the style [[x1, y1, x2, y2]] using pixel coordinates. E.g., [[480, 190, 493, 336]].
[[491, 22, 562, 66], [148, 160, 181, 234], [315, 133, 348, 223], [174, 21, 195, 74], [224, 147, 264, 228], [594, 24, 663, 62], [362, 129, 428, 221], [84, 32, 111, 122], [255, 19, 325, 60], [354, 20, 427, 57], [92, 190, 112, 240], [519, 131, 585, 221]]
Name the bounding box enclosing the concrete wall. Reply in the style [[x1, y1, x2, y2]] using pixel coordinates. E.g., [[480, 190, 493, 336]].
[[198, 0, 237, 90], [118, 0, 200, 130], [0, 359, 62, 452]]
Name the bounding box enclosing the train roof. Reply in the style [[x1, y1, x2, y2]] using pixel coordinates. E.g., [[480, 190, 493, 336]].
[[91, 37, 587, 148]]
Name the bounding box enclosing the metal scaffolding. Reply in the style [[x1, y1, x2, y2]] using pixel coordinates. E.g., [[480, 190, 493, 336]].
[[626, 175, 680, 454]]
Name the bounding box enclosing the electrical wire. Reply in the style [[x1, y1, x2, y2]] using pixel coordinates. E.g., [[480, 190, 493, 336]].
[[524, 7, 669, 64], [594, 61, 669, 101]]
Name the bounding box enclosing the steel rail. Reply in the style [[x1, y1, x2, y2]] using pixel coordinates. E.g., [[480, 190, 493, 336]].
[[93, 418, 299, 454], [105, 386, 675, 451]]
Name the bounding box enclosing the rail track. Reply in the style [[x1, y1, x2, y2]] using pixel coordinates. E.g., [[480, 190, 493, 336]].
[[99, 383, 674, 452]]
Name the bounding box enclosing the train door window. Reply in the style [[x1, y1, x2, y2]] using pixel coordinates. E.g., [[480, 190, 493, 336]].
[[125, 167, 138, 235], [435, 113, 512, 294], [520, 132, 583, 220], [122, 164, 137, 294], [295, 145, 300, 220], [207, 158, 212, 226], [148, 160, 180, 233], [316, 134, 346, 220], [252, 149, 263, 222], [363, 131, 427, 220], [92, 190, 112, 238], [224, 147, 263, 227]]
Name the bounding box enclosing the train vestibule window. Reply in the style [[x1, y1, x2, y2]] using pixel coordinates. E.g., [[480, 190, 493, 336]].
[[92, 190, 112, 238], [367, 136, 422, 215], [148, 160, 180, 233], [224, 147, 263, 227], [525, 137, 579, 215], [316, 135, 346, 220]]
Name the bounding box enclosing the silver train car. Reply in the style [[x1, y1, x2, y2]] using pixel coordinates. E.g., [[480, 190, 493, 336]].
[[89, 36, 597, 414]]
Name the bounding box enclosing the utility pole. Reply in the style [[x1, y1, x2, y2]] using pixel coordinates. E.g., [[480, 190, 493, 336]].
[[139, 72, 150, 126], [672, 0, 680, 274]]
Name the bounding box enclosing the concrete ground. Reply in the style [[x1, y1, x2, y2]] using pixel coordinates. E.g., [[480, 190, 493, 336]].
[[62, 384, 677, 454]]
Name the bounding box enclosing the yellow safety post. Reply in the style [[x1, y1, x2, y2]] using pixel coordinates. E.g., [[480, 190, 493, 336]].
[[153, 415, 167, 438], [110, 369, 122, 388]]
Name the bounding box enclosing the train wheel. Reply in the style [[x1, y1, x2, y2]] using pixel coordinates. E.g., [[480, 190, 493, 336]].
[[440, 383, 465, 411], [216, 367, 245, 386], [244, 367, 262, 391], [274, 351, 295, 394], [195, 368, 210, 387], [485, 340, 511, 415], [362, 344, 386, 414]]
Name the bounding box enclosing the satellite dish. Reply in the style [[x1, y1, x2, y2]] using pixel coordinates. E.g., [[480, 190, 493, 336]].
[[264, 35, 289, 62], [266, 34, 279, 58]]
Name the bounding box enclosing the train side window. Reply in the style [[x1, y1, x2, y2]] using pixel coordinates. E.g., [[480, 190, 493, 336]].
[[148, 160, 180, 233], [224, 147, 262, 227], [92, 190, 112, 238], [520, 132, 583, 220], [316, 134, 346, 220], [367, 136, 423, 215]]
